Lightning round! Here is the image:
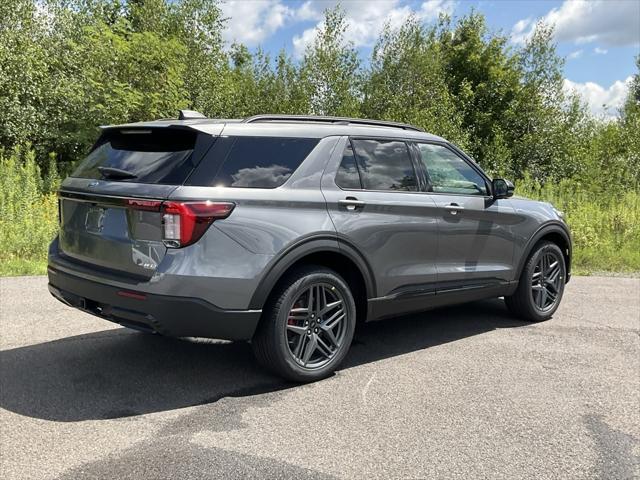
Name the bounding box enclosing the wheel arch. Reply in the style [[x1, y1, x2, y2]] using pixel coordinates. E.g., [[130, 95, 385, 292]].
[[517, 222, 572, 282], [249, 237, 376, 324]]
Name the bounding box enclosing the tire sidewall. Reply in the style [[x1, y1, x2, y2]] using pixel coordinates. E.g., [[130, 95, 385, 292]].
[[523, 242, 566, 320], [272, 270, 356, 381]]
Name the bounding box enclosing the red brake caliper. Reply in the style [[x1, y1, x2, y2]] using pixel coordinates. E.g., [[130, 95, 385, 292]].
[[288, 300, 303, 325]]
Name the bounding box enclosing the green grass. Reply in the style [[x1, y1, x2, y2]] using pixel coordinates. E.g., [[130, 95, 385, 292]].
[[516, 177, 640, 275], [0, 257, 48, 276], [0, 149, 638, 277], [573, 248, 640, 275], [0, 148, 59, 277]]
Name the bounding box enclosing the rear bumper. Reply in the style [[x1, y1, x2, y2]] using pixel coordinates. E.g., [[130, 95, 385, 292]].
[[47, 267, 261, 341]]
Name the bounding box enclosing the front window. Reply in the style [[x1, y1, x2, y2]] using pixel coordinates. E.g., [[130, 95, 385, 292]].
[[417, 143, 488, 196]]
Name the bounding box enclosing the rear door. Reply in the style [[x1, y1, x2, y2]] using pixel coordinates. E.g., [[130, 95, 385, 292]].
[[58, 127, 216, 278], [412, 142, 516, 286], [321, 136, 439, 300]]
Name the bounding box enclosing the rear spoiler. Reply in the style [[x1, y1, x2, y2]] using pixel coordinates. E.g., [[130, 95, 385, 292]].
[[99, 121, 225, 136]]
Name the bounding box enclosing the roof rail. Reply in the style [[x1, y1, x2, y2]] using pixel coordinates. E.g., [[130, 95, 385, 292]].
[[243, 114, 423, 132]]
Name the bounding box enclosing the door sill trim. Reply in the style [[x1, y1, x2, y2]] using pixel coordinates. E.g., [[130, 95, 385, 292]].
[[367, 280, 517, 322]]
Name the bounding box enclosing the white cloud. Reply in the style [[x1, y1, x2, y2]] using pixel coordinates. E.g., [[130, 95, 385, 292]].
[[512, 0, 640, 46], [563, 76, 632, 119], [511, 17, 533, 44], [292, 0, 455, 58], [419, 0, 456, 20], [220, 0, 297, 46], [295, 1, 322, 21], [594, 47, 608, 55], [292, 25, 320, 57], [567, 49, 583, 60]]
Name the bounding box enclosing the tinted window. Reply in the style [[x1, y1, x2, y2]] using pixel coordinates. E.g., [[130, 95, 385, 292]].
[[335, 143, 362, 189], [351, 139, 417, 192], [71, 129, 198, 184], [417, 143, 487, 195], [188, 136, 318, 188]]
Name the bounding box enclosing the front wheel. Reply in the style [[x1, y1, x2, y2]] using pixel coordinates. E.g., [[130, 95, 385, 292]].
[[251, 266, 356, 382], [505, 241, 566, 322]]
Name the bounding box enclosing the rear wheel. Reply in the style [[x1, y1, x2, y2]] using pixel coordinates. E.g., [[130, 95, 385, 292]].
[[251, 266, 356, 382], [505, 241, 566, 322]]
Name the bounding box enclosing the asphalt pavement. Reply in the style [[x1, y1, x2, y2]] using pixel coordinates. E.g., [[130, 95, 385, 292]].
[[0, 275, 638, 479]]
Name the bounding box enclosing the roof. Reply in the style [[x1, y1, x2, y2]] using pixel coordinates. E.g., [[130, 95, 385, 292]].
[[101, 114, 445, 142]]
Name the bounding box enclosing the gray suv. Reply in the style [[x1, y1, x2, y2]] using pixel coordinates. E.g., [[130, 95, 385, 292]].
[[48, 112, 571, 382]]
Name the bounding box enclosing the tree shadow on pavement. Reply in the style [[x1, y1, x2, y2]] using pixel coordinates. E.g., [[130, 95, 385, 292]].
[[0, 298, 526, 422]]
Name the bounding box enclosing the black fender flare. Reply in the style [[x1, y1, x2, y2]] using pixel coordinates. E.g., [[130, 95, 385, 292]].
[[248, 235, 376, 310], [516, 221, 572, 281]]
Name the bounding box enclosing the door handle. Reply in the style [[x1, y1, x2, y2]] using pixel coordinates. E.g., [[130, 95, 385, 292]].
[[445, 203, 464, 215], [338, 197, 366, 211]]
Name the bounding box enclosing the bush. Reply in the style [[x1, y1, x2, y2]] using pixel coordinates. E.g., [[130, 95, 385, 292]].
[[516, 176, 640, 274], [0, 147, 59, 275]]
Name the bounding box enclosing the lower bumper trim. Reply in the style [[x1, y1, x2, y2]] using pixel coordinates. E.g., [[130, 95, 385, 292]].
[[48, 268, 261, 341]]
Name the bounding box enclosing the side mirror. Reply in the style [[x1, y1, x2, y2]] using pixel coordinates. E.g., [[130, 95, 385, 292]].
[[492, 178, 514, 199]]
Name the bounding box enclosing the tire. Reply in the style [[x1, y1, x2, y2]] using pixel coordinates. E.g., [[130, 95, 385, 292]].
[[251, 266, 356, 382], [505, 241, 566, 322]]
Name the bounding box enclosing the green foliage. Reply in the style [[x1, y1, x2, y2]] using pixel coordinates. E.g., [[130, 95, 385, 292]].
[[0, 1, 638, 274], [299, 6, 361, 116], [517, 176, 640, 274], [0, 0, 49, 149], [363, 17, 468, 147], [56, 20, 189, 155], [439, 12, 521, 160], [0, 147, 59, 275]]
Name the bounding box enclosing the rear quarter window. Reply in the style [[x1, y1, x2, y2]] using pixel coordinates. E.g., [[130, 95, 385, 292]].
[[335, 143, 362, 189], [187, 136, 319, 188]]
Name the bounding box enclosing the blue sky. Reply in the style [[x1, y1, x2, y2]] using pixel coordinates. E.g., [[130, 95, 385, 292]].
[[219, 0, 640, 118]]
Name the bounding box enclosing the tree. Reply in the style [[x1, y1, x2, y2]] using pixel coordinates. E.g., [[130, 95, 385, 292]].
[[438, 12, 521, 170], [299, 6, 360, 116], [506, 22, 588, 181], [362, 17, 468, 147], [168, 0, 228, 117], [618, 56, 640, 187], [0, 1, 636, 192], [0, 0, 49, 151]]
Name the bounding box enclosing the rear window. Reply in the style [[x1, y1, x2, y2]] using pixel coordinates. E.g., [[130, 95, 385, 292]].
[[351, 139, 417, 192], [72, 128, 198, 184], [186, 136, 319, 188]]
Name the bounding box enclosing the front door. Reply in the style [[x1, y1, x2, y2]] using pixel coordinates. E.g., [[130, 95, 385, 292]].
[[412, 142, 516, 287]]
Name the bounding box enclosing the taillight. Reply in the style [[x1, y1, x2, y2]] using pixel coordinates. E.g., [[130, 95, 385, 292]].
[[126, 199, 162, 211], [161, 201, 234, 248]]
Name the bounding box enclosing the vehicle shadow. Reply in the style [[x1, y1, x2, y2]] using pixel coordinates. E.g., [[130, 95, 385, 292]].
[[0, 298, 526, 422]]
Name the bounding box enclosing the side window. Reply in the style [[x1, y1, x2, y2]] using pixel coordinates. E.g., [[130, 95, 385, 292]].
[[335, 143, 362, 189], [417, 143, 487, 196], [351, 139, 417, 192], [187, 136, 319, 188]]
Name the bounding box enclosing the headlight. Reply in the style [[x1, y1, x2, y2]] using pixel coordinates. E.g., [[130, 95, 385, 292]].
[[552, 206, 565, 220]]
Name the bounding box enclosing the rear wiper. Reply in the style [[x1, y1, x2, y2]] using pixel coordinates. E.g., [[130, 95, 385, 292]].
[[98, 166, 137, 179]]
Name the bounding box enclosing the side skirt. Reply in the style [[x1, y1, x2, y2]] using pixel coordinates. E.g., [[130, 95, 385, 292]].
[[366, 281, 518, 322]]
